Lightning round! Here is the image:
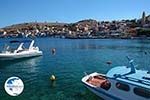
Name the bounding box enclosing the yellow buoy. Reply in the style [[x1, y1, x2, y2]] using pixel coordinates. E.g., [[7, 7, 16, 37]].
[[50, 75, 56, 81]]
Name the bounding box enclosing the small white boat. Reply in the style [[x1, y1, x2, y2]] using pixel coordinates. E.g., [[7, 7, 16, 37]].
[[0, 40, 43, 60], [82, 57, 150, 100]]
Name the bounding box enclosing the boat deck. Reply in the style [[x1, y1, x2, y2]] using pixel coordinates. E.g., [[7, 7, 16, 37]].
[[107, 66, 150, 89], [87, 75, 111, 90]]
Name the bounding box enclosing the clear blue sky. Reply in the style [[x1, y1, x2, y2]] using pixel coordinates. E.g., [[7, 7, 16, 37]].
[[0, 0, 150, 28]]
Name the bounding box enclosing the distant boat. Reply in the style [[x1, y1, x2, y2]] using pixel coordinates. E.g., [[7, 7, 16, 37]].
[[82, 57, 150, 100], [0, 40, 43, 60]]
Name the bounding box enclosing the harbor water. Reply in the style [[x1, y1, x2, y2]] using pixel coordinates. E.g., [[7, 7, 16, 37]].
[[0, 38, 150, 100]]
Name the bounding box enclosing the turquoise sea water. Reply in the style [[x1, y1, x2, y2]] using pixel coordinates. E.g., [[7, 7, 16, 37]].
[[0, 38, 150, 100]]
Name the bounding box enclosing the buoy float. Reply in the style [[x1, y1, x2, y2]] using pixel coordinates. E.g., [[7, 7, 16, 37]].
[[50, 75, 56, 81], [106, 61, 112, 65], [144, 51, 147, 55], [51, 48, 56, 54]]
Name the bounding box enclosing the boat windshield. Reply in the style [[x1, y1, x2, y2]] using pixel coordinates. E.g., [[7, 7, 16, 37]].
[[87, 75, 111, 90], [1, 43, 26, 53], [2, 44, 16, 53]]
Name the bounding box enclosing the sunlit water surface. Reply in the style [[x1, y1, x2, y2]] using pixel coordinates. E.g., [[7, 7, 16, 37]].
[[0, 38, 150, 100]]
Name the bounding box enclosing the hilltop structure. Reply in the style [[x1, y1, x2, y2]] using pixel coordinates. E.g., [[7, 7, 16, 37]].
[[141, 11, 146, 25]]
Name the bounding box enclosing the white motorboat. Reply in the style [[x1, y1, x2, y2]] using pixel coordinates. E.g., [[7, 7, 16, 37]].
[[0, 40, 43, 60], [82, 57, 150, 100]]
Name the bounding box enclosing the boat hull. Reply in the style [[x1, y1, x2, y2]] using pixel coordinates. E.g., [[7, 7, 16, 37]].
[[82, 72, 149, 100], [82, 73, 120, 100], [83, 82, 114, 100], [0, 51, 42, 60]]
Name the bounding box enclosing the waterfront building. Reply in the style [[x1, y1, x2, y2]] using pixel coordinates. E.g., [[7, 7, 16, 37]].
[[147, 15, 150, 21], [3, 31, 7, 35]]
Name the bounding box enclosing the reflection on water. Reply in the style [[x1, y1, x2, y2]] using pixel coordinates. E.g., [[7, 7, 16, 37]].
[[20, 56, 42, 73], [76, 44, 150, 50], [0, 56, 42, 68]]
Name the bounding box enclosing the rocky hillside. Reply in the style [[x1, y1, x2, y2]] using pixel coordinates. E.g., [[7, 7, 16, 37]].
[[0, 16, 150, 38]]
